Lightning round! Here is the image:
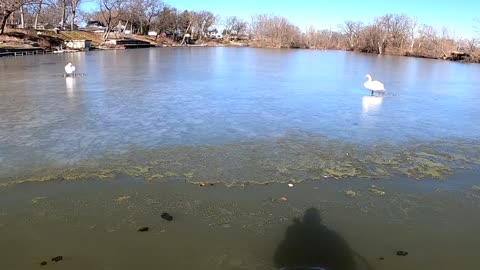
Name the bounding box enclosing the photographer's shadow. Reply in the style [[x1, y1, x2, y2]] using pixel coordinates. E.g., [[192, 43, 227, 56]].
[[274, 208, 371, 270]]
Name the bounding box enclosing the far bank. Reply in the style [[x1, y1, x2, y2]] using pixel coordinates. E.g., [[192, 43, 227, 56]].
[[1, 28, 479, 64]]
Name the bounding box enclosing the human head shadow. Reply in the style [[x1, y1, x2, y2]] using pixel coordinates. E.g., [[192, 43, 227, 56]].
[[274, 208, 371, 270]]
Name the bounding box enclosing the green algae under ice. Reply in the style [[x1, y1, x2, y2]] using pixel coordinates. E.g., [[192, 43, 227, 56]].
[[1, 133, 479, 188]]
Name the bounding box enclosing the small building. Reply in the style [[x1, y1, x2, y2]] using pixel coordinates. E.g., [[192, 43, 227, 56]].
[[105, 39, 154, 49], [36, 23, 55, 30], [113, 21, 126, 33], [83, 21, 106, 33], [57, 23, 79, 31], [64, 39, 92, 50], [89, 28, 106, 33], [208, 29, 223, 40], [86, 21, 105, 28], [165, 31, 176, 39], [208, 29, 218, 39]]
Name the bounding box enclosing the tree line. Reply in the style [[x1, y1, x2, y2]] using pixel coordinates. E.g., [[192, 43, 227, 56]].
[[1, 0, 479, 61], [340, 14, 479, 61], [1, 0, 82, 34]]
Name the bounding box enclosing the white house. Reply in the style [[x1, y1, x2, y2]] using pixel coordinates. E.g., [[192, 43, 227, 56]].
[[64, 40, 92, 50], [83, 20, 106, 33]]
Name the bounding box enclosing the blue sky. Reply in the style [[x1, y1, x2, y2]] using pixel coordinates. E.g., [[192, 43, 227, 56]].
[[83, 0, 480, 38]]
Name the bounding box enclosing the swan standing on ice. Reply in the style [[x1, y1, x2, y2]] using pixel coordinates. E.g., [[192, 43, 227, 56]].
[[364, 74, 386, 96], [64, 63, 76, 76]]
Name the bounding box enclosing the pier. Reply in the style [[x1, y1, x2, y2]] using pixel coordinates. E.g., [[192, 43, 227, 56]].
[[0, 48, 47, 58]]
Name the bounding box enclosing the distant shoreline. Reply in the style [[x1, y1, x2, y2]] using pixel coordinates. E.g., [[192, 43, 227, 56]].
[[1, 42, 476, 65], [0, 30, 478, 64]]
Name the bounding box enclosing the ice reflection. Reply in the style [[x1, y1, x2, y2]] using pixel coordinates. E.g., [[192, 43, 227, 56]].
[[362, 96, 383, 114], [65, 77, 76, 98]]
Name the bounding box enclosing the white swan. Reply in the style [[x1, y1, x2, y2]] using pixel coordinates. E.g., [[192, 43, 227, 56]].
[[64, 63, 76, 75], [364, 74, 386, 96]]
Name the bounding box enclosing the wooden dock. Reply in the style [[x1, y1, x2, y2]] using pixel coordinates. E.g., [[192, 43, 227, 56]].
[[0, 48, 48, 58], [104, 39, 155, 49]]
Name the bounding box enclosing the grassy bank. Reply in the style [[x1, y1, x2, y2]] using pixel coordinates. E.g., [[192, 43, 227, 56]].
[[0, 29, 96, 51]]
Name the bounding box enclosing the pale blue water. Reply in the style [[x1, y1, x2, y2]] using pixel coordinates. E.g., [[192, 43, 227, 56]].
[[0, 48, 479, 171]]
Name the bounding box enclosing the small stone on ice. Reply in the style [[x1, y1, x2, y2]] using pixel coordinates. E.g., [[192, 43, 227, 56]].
[[138, 227, 149, 232]]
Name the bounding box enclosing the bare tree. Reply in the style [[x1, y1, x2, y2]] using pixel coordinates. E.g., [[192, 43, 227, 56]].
[[152, 5, 177, 37], [340, 20, 363, 50], [97, 0, 127, 39], [177, 10, 192, 44], [224, 16, 247, 40], [354, 14, 413, 54], [33, 0, 44, 29], [305, 26, 318, 48], [357, 24, 384, 53], [59, 0, 67, 29], [373, 14, 410, 54], [251, 14, 301, 48], [407, 17, 418, 51], [416, 24, 436, 53], [130, 0, 163, 34], [438, 27, 456, 58], [0, 0, 38, 34], [70, 0, 81, 30], [191, 11, 215, 41], [34, 1, 65, 27], [461, 38, 478, 53], [306, 27, 343, 50], [336, 13, 476, 60], [19, 4, 26, 28]]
